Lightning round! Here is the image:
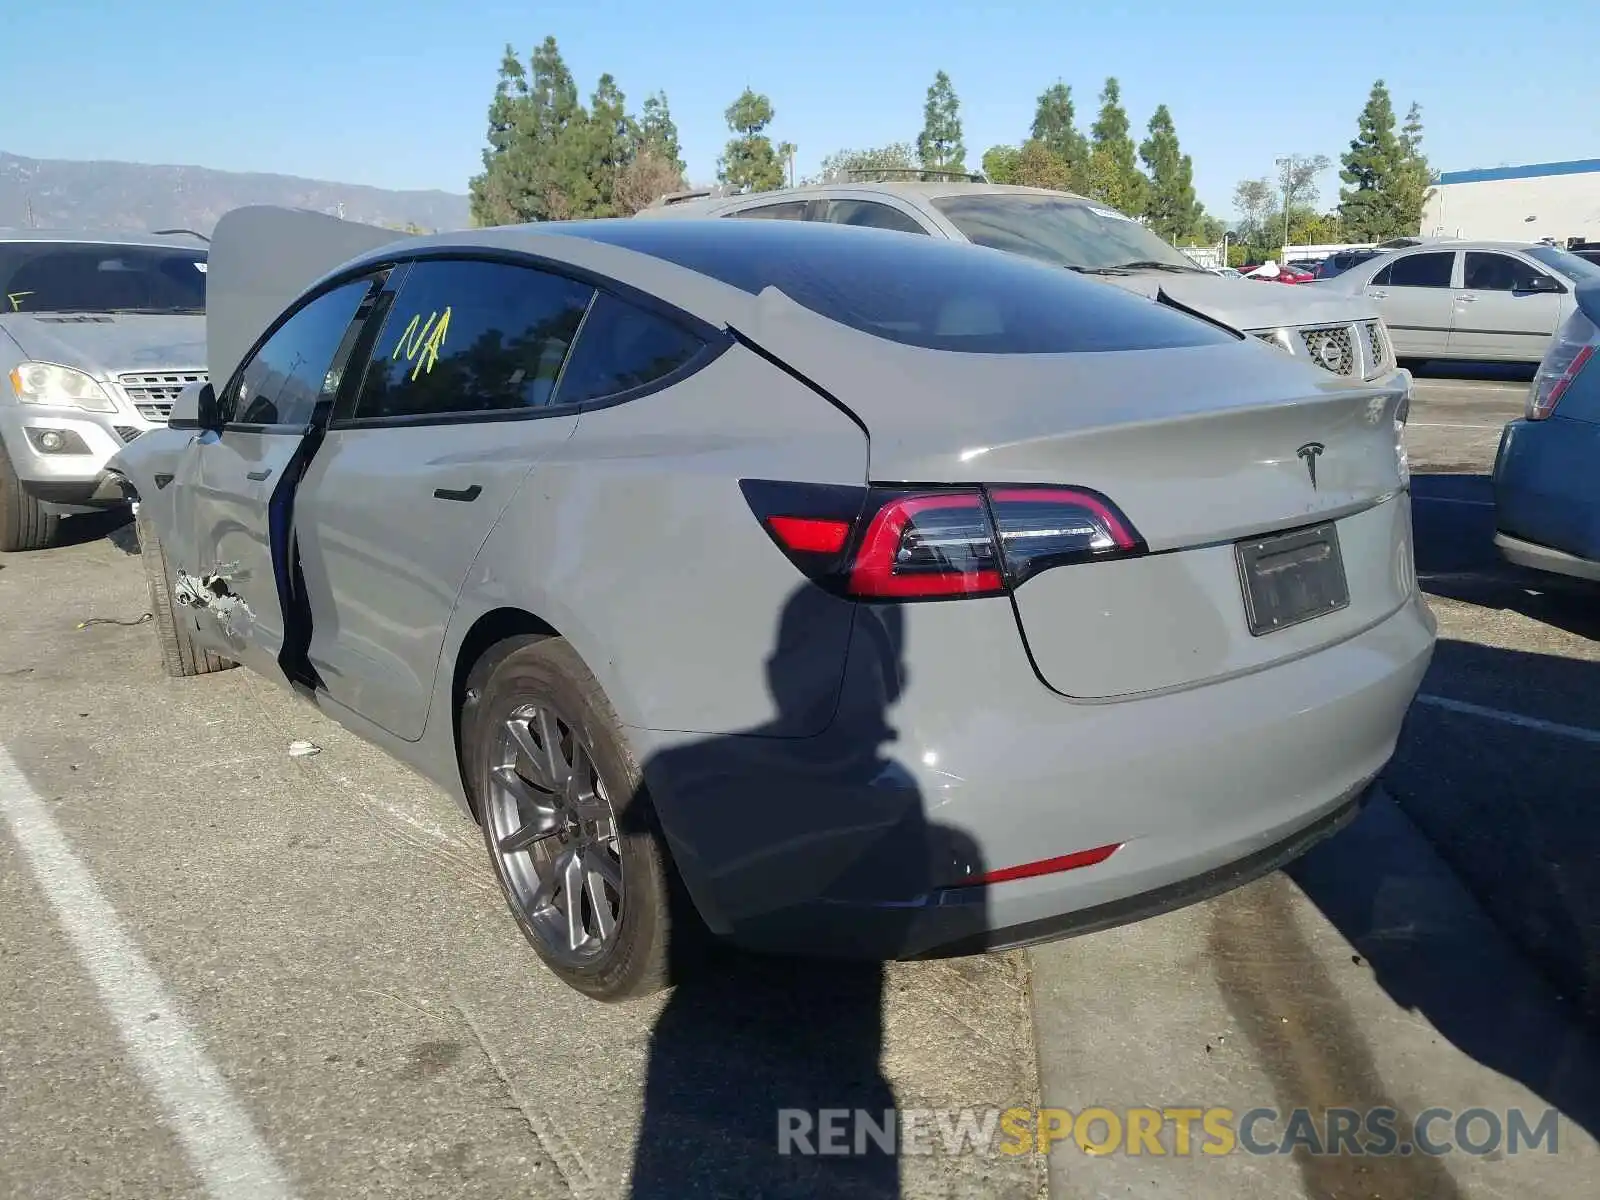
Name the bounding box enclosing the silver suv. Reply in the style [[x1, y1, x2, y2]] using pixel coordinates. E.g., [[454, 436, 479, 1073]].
[[638, 182, 1402, 388], [0, 230, 208, 551]]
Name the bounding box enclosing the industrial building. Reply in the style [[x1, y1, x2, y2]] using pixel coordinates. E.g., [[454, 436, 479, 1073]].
[[1421, 158, 1600, 246]]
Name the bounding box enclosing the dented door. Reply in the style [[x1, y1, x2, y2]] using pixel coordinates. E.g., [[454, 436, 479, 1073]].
[[173, 277, 380, 681]]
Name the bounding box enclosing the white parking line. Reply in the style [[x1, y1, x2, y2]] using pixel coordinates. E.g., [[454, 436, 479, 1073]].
[[1416, 694, 1600, 745], [1407, 422, 1504, 430], [0, 745, 295, 1200]]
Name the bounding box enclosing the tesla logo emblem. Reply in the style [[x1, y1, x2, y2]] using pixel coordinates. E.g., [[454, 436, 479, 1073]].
[[1297, 442, 1325, 489]]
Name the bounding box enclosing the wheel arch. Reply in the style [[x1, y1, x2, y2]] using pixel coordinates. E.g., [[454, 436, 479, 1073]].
[[449, 606, 562, 820]]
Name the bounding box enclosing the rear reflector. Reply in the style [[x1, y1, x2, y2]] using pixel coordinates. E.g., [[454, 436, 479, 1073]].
[[956, 842, 1123, 887], [767, 515, 851, 554], [740, 479, 1145, 601]]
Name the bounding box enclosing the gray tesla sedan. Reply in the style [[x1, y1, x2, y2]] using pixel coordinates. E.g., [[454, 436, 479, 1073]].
[[109, 206, 1435, 1001]]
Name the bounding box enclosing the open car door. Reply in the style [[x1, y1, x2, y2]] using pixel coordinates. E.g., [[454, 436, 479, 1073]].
[[168, 207, 404, 683]]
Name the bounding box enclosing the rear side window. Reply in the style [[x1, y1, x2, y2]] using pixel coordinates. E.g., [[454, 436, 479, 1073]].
[[824, 200, 929, 235], [1373, 252, 1453, 288], [352, 259, 593, 421], [229, 279, 371, 428], [730, 202, 809, 221], [549, 220, 1233, 355], [555, 293, 706, 405]]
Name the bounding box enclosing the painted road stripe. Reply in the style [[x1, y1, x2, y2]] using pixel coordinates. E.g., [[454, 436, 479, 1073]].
[[1408, 421, 1505, 430], [1416, 694, 1600, 745], [0, 745, 295, 1200]]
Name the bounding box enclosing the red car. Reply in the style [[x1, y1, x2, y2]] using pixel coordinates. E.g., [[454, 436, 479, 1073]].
[[1240, 261, 1314, 284]]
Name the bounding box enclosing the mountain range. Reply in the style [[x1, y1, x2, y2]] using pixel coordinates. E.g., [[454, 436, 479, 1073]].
[[0, 151, 472, 235]]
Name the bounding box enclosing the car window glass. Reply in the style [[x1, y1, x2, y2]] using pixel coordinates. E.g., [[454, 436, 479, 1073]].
[[1464, 252, 1549, 292], [1524, 245, 1600, 282], [729, 202, 809, 221], [544, 220, 1234, 355], [824, 200, 929, 235], [0, 242, 207, 315], [554, 292, 706, 405], [353, 259, 593, 421], [229, 280, 371, 428], [930, 194, 1198, 270], [1384, 252, 1453, 288]]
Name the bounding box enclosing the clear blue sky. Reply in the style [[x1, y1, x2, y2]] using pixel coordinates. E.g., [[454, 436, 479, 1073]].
[[5, 0, 1588, 221]]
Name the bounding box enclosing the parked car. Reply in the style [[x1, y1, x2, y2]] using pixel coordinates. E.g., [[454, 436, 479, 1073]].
[[1243, 261, 1315, 284], [1572, 248, 1600, 268], [1323, 239, 1600, 363], [0, 230, 209, 551], [110, 207, 1433, 1001], [639, 184, 1404, 386], [1491, 279, 1600, 581], [1315, 249, 1385, 280]]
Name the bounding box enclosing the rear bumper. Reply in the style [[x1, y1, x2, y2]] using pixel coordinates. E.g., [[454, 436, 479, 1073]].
[[639, 589, 1436, 960], [1492, 417, 1600, 564], [1494, 532, 1600, 582]]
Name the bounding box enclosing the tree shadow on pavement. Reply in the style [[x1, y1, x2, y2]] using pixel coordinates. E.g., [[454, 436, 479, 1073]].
[[626, 590, 988, 1199]]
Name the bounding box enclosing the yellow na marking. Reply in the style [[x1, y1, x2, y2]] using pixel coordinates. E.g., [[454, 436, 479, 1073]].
[[391, 306, 452, 381]]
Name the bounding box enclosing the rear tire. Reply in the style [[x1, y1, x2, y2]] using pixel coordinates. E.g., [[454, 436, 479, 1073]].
[[135, 513, 236, 678], [0, 439, 59, 553], [463, 635, 697, 1001]]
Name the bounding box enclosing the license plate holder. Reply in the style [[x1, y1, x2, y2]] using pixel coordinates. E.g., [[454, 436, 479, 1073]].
[[1235, 522, 1350, 637]]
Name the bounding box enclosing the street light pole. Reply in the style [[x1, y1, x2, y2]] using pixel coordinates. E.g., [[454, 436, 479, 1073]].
[[1274, 155, 1290, 258]]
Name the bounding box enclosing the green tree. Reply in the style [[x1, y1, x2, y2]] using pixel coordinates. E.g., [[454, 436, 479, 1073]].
[[585, 73, 634, 217], [822, 143, 919, 182], [1030, 82, 1089, 186], [1138, 104, 1200, 242], [1196, 213, 1227, 244], [1396, 101, 1434, 235], [718, 88, 785, 192], [981, 144, 1022, 184], [1013, 139, 1071, 191], [1338, 80, 1421, 241], [635, 92, 685, 176], [1086, 77, 1147, 214], [917, 70, 966, 176], [1232, 176, 1278, 256]]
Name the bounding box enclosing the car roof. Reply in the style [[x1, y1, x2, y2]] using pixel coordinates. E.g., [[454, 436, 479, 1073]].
[[0, 228, 209, 249], [645, 180, 1095, 215], [1383, 239, 1562, 254]]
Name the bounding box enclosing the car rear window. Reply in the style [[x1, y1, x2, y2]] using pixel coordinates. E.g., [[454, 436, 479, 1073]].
[[546, 220, 1233, 355]]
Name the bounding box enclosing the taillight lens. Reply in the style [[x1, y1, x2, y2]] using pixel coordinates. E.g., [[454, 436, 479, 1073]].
[[1527, 311, 1597, 420], [743, 479, 1144, 601]]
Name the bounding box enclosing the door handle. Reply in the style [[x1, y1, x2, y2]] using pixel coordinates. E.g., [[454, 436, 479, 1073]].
[[246, 468, 273, 481], [1368, 290, 1386, 299], [433, 484, 482, 503], [1456, 294, 1477, 303]]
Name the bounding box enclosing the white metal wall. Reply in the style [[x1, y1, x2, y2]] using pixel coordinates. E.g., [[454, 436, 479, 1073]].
[[1422, 171, 1600, 243]]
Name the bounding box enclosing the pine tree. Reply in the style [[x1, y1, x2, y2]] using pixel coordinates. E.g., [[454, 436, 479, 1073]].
[[635, 92, 685, 176], [719, 88, 784, 192], [1086, 78, 1147, 214], [1396, 102, 1434, 236], [1139, 104, 1200, 242], [1030, 83, 1088, 186], [917, 71, 966, 176], [1338, 80, 1411, 240]]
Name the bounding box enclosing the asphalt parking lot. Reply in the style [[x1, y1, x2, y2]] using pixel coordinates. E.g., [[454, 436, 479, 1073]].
[[2, 364, 1597, 1199]]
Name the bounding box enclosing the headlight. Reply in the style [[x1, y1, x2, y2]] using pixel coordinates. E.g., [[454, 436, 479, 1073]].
[[8, 362, 117, 413]]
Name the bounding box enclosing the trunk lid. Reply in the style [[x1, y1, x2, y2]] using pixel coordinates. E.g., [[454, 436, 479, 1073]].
[[737, 288, 1414, 698]]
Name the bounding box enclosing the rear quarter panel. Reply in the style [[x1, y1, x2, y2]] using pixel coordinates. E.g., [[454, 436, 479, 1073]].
[[432, 343, 870, 743]]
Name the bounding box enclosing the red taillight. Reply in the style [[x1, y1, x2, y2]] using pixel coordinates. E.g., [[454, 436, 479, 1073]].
[[850, 493, 1005, 598], [741, 479, 1145, 601], [767, 515, 851, 554], [1528, 342, 1594, 421]]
